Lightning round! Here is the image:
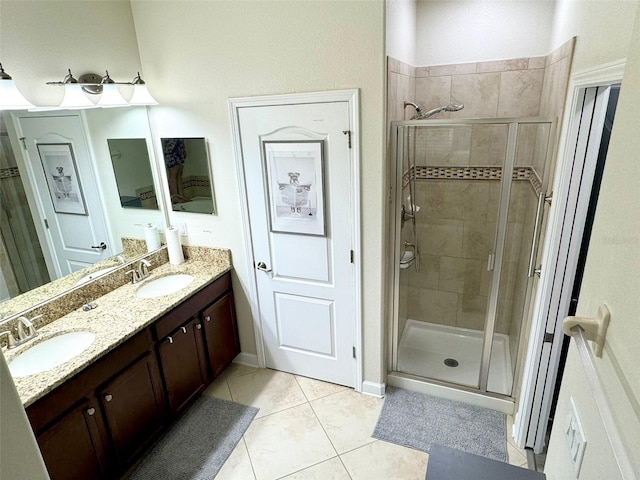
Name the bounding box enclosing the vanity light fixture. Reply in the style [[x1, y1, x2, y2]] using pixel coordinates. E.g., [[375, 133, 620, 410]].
[[96, 71, 128, 108], [58, 69, 95, 109], [47, 69, 158, 108], [128, 72, 158, 106], [0, 63, 35, 110]]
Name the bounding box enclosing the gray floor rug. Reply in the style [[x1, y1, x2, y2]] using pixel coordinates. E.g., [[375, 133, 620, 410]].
[[373, 386, 507, 462], [128, 395, 259, 479]]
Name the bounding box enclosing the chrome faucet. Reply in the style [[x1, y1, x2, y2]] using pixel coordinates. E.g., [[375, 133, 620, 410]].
[[126, 268, 142, 284], [137, 259, 151, 280], [1, 314, 42, 350]]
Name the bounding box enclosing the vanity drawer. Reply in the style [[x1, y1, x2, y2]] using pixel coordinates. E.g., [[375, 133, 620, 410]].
[[153, 272, 231, 339]]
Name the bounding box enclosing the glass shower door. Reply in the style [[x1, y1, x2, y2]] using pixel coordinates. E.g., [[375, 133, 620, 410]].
[[395, 122, 509, 389]]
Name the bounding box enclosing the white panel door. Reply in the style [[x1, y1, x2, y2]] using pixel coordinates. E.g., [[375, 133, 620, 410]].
[[238, 101, 356, 387], [16, 113, 113, 277]]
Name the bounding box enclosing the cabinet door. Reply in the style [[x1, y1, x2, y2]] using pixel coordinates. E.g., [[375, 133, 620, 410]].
[[37, 399, 108, 480], [157, 317, 208, 414], [99, 352, 165, 468], [202, 292, 240, 378]]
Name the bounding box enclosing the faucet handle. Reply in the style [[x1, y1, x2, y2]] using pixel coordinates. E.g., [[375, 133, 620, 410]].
[[126, 269, 141, 284], [0, 330, 17, 349]]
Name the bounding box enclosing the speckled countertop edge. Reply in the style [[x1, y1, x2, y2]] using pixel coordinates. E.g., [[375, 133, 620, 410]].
[[4, 256, 232, 407]]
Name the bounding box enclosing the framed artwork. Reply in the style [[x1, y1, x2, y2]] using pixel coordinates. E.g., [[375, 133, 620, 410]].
[[36, 143, 88, 215], [262, 140, 326, 236]]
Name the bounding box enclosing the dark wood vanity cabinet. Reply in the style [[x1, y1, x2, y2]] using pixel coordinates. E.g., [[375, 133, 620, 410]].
[[98, 352, 166, 467], [27, 329, 165, 480], [202, 292, 240, 378], [36, 399, 108, 480], [26, 271, 239, 480], [157, 316, 208, 415]]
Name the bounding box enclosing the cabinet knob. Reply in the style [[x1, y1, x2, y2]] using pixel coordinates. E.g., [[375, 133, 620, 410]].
[[196, 324, 202, 330], [181, 326, 187, 334], [86, 407, 96, 416], [104, 394, 113, 402], [167, 336, 174, 344], [205, 316, 211, 322]]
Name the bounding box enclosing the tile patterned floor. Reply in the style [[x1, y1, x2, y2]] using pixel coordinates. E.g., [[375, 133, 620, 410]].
[[203, 364, 528, 479]]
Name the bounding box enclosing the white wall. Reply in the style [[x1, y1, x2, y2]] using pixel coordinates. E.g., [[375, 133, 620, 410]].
[[386, 0, 417, 64], [0, 353, 49, 480], [0, 1, 142, 107], [415, 0, 555, 66], [131, 0, 386, 379], [551, 0, 639, 72], [545, 2, 640, 478]]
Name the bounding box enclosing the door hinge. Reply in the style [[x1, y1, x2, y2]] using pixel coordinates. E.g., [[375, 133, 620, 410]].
[[19, 137, 27, 150], [352, 346, 356, 358], [350, 249, 354, 264], [44, 219, 49, 229], [342, 130, 352, 149], [543, 332, 554, 343], [545, 192, 553, 205]]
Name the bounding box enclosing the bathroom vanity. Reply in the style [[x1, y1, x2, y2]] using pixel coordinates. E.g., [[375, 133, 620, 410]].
[[6, 253, 239, 480]]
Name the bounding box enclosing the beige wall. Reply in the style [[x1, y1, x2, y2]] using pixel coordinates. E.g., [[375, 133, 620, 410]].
[[130, 0, 386, 381], [545, 3, 640, 478]]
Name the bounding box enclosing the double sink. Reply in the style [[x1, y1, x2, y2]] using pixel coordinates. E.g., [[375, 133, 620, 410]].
[[7, 273, 195, 378]]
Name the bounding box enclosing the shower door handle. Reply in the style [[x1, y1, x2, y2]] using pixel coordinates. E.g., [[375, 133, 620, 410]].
[[487, 252, 495, 271], [527, 192, 547, 277]]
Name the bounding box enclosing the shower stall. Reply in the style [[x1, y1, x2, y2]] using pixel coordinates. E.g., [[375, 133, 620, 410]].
[[389, 117, 555, 406]]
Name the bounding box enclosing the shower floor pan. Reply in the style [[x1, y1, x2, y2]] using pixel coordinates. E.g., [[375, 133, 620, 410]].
[[397, 320, 513, 396]]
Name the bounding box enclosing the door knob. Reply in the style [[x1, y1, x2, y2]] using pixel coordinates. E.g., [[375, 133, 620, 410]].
[[256, 262, 272, 273], [91, 242, 107, 250]]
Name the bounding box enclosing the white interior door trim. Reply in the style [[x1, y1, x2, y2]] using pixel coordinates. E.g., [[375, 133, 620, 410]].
[[514, 59, 625, 449], [229, 89, 363, 392]]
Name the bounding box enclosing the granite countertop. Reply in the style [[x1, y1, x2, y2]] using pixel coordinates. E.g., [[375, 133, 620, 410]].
[[4, 257, 232, 407]]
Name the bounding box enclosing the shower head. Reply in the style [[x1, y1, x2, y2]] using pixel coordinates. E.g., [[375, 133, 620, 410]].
[[444, 101, 464, 112], [418, 101, 465, 119]]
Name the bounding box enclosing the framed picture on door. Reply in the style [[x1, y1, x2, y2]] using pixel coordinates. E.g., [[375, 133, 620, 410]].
[[37, 143, 88, 215], [262, 140, 326, 236]]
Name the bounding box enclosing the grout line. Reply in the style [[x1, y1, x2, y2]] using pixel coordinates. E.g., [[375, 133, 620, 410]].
[[273, 456, 344, 480], [308, 399, 340, 457], [293, 375, 311, 403], [241, 436, 259, 480]]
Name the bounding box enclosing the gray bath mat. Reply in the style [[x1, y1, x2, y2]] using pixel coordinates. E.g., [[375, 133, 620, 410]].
[[373, 386, 507, 462], [128, 395, 258, 479]]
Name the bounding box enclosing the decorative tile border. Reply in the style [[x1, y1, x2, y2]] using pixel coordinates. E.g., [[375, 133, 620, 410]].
[[0, 167, 21, 179], [402, 165, 542, 195]]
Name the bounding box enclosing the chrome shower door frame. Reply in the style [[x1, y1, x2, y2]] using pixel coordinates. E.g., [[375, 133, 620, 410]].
[[389, 117, 556, 399]]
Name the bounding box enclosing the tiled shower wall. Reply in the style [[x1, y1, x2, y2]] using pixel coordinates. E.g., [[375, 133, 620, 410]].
[[391, 40, 573, 366]]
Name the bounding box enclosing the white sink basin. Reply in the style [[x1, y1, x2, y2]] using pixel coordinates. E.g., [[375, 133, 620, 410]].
[[136, 274, 194, 298], [75, 266, 118, 286], [8, 331, 96, 378]]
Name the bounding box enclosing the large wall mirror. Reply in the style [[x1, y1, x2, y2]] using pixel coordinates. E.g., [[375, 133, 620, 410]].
[[0, 107, 167, 319], [161, 137, 216, 214], [108, 138, 158, 210]]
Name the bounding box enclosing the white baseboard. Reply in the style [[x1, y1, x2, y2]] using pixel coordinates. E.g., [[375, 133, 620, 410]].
[[233, 352, 259, 367], [361, 381, 386, 398]]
